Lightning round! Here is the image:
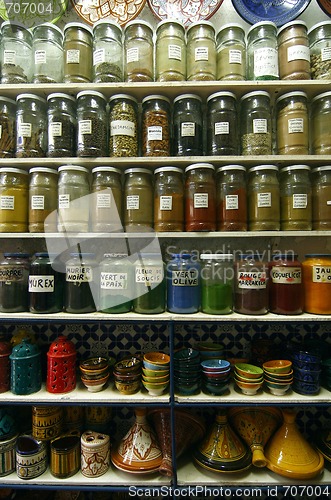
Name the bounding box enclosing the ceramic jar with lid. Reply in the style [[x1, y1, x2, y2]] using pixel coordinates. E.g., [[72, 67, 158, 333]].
[[187, 21, 216, 81], [247, 21, 279, 80], [312, 166, 331, 230], [92, 20, 123, 82], [47, 93, 77, 158], [269, 253, 303, 315], [46, 336, 76, 393], [65, 252, 97, 313], [124, 20, 154, 82], [206, 91, 238, 156], [154, 166, 184, 232], [155, 20, 186, 81], [240, 91, 272, 155], [57, 165, 90, 233], [10, 339, 42, 395], [124, 167, 153, 232], [280, 165, 312, 230], [302, 254, 331, 314], [234, 254, 269, 315], [15, 93, 47, 158], [29, 252, 64, 313], [276, 91, 309, 155], [216, 165, 247, 231], [29, 167, 58, 233], [311, 91, 331, 155], [277, 21, 310, 80], [109, 94, 138, 157], [32, 23, 64, 83], [0, 253, 29, 312], [173, 94, 203, 156], [200, 254, 234, 314], [247, 165, 280, 231], [76, 90, 108, 157], [91, 166, 123, 232], [0, 168, 29, 232], [63, 22, 93, 83], [308, 21, 331, 80], [216, 23, 246, 80], [185, 163, 216, 231], [1, 21, 33, 84], [142, 95, 171, 157], [0, 96, 16, 158], [81, 431, 110, 477]]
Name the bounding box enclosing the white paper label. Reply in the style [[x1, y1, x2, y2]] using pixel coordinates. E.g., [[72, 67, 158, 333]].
[[229, 49, 242, 64], [111, 120, 135, 137], [50, 122, 62, 138], [93, 48, 105, 65], [160, 195, 172, 211], [97, 193, 111, 209], [288, 118, 304, 133], [126, 195, 139, 210], [79, 120, 92, 135], [3, 50, 16, 65], [293, 193, 307, 209], [147, 126, 162, 141], [195, 47, 208, 61], [34, 50, 47, 65], [287, 45, 310, 62], [58, 194, 70, 209], [253, 47, 279, 77], [127, 47, 139, 63], [225, 195, 239, 210], [271, 266, 301, 284], [0, 196, 14, 210], [181, 122, 195, 137], [215, 122, 229, 135], [18, 123, 32, 137], [194, 193, 208, 208], [100, 272, 127, 289], [321, 47, 331, 62], [257, 192, 271, 207], [0, 125, 2, 139], [66, 265, 93, 282], [238, 271, 267, 289], [313, 266, 331, 283], [66, 49, 80, 64], [168, 44, 181, 60], [253, 118, 267, 134], [135, 266, 163, 285], [29, 275, 54, 292], [171, 270, 199, 286], [31, 195, 45, 210]]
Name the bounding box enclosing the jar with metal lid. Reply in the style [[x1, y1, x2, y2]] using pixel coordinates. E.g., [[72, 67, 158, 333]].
[[124, 20, 154, 82], [234, 253, 268, 315], [0, 97, 16, 158], [15, 93, 47, 158], [154, 166, 184, 231], [166, 253, 200, 313], [77, 90, 108, 157], [99, 253, 133, 313], [240, 91, 272, 155], [216, 23, 246, 80], [276, 91, 308, 155], [173, 94, 203, 156], [1, 21, 33, 84], [133, 253, 165, 314], [47, 93, 77, 158], [187, 21, 216, 81], [200, 253, 234, 314], [312, 166, 331, 230], [109, 94, 138, 157], [57, 165, 90, 233], [142, 95, 171, 157], [10, 340, 42, 395], [155, 19, 186, 81], [280, 165, 312, 230], [302, 254, 331, 314], [269, 253, 303, 315], [185, 163, 216, 231], [0, 167, 28, 232], [0, 253, 29, 312], [124, 168, 153, 232], [216, 165, 247, 231], [65, 252, 97, 313], [29, 252, 64, 314], [32, 23, 63, 83], [247, 21, 279, 80], [91, 166, 123, 232], [93, 20, 123, 83], [29, 167, 58, 233], [308, 21, 331, 80], [277, 21, 310, 80], [63, 22, 93, 83], [248, 165, 280, 231], [206, 91, 238, 156], [311, 91, 331, 155]]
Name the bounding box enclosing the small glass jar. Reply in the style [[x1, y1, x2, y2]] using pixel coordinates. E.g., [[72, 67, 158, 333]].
[[65, 253, 97, 313], [0, 97, 16, 158], [247, 21, 279, 80], [277, 20, 310, 80], [234, 253, 268, 315], [93, 20, 123, 83], [166, 253, 200, 313], [0, 253, 29, 312], [1, 21, 33, 84], [99, 253, 133, 313], [276, 91, 309, 155], [0, 168, 28, 232], [280, 165, 312, 230], [57, 165, 90, 233], [124, 21, 154, 82], [29, 167, 58, 233], [29, 252, 64, 314], [216, 23, 246, 81], [200, 253, 234, 314], [133, 253, 165, 314], [185, 163, 216, 232], [311, 91, 331, 155], [248, 165, 280, 231], [216, 165, 247, 231], [155, 20, 186, 81], [91, 166, 123, 233], [76, 90, 108, 157], [47, 93, 77, 158], [32, 23, 64, 84], [206, 91, 238, 156], [109, 94, 138, 157], [124, 168, 153, 232], [312, 166, 331, 230], [142, 95, 171, 157], [308, 21, 331, 80], [187, 21, 216, 81], [15, 93, 47, 158], [269, 253, 303, 315], [173, 94, 203, 156], [154, 166, 184, 232], [63, 22, 93, 83], [302, 254, 331, 314], [240, 90, 272, 155]]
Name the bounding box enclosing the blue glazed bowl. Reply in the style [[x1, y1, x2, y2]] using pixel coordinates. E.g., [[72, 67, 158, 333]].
[[201, 359, 230, 371], [174, 379, 200, 396], [293, 379, 320, 395], [294, 368, 321, 383], [292, 359, 321, 371], [174, 348, 200, 362], [292, 350, 321, 364], [202, 380, 230, 396]]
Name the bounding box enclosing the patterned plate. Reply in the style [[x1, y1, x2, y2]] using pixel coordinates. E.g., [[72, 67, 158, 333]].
[[0, 0, 68, 28], [231, 0, 311, 27], [147, 0, 224, 25], [317, 0, 331, 16], [71, 0, 146, 26]]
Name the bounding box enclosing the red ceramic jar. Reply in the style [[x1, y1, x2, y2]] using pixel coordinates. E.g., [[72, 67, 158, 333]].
[[47, 335, 76, 393]]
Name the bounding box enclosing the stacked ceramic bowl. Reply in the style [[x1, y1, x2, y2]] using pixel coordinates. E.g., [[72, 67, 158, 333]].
[[262, 359, 293, 396], [142, 352, 170, 396], [174, 348, 200, 396], [201, 359, 231, 395], [321, 357, 331, 390], [194, 342, 225, 362], [113, 356, 142, 395], [79, 357, 110, 392], [234, 363, 264, 395], [291, 349, 322, 395]]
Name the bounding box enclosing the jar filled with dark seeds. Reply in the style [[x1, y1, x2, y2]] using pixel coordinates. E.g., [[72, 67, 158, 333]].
[[0, 97, 16, 158], [206, 91, 238, 156], [173, 94, 203, 156], [16, 93, 47, 158], [124, 20, 154, 82], [240, 90, 272, 155], [77, 90, 108, 157], [93, 20, 123, 83], [142, 95, 171, 157], [1, 21, 33, 84], [47, 93, 77, 158], [64, 23, 93, 83], [308, 21, 331, 80], [109, 94, 138, 157], [32, 23, 64, 84]]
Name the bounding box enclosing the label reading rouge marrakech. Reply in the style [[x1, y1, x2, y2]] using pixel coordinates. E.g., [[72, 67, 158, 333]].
[[238, 271, 267, 289]]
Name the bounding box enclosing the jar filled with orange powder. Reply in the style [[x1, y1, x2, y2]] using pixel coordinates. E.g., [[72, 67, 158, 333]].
[[302, 254, 331, 314]]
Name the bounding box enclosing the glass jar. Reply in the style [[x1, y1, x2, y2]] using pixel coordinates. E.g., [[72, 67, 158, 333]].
[[248, 165, 280, 231], [269, 253, 303, 315], [155, 20, 186, 81], [247, 21, 279, 80], [276, 91, 309, 155], [187, 21, 216, 81], [185, 163, 216, 232], [308, 21, 331, 80], [65, 253, 97, 313], [76, 90, 108, 157], [200, 253, 234, 314], [133, 253, 165, 314], [302, 254, 331, 314], [1, 21, 33, 84], [124, 168, 153, 232], [99, 253, 133, 313], [216, 23, 246, 81], [47, 93, 77, 158], [91, 166, 122, 233], [57, 165, 90, 233], [29, 252, 64, 314], [280, 165, 312, 230], [124, 20, 154, 82], [29, 167, 58, 233], [311, 91, 331, 155], [173, 94, 203, 156], [0, 253, 30, 312], [142, 95, 171, 157], [0, 168, 28, 232], [32, 23, 64, 84], [154, 166, 184, 232], [0, 96, 16, 158], [166, 253, 200, 313], [93, 20, 123, 83], [64, 23, 93, 83], [206, 91, 238, 156], [109, 94, 138, 157], [240, 90, 272, 155], [277, 20, 310, 80], [312, 166, 331, 230], [15, 93, 47, 158], [234, 254, 268, 315], [216, 165, 247, 231]]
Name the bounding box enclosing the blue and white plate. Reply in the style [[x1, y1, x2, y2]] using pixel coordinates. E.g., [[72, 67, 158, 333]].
[[231, 0, 311, 27]]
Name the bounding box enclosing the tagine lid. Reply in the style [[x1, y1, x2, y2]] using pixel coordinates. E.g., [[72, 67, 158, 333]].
[[47, 335, 76, 358]]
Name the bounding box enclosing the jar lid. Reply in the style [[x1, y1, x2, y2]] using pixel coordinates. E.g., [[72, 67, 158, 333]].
[[0, 167, 28, 175], [216, 23, 245, 35], [247, 20, 277, 36], [69, 252, 96, 258], [170, 253, 193, 259], [4, 252, 29, 258], [1, 21, 30, 31], [33, 22, 63, 36], [276, 91, 307, 104], [16, 93, 47, 104], [312, 166, 331, 173], [239, 253, 264, 259], [280, 165, 310, 173], [124, 20, 153, 32], [76, 90, 106, 101], [200, 253, 234, 260], [271, 253, 298, 259], [109, 93, 138, 104], [156, 19, 185, 31], [154, 166, 183, 175], [0, 96, 16, 106], [124, 167, 152, 175], [47, 92, 76, 102], [207, 91, 236, 102], [277, 20, 307, 36], [312, 91, 331, 103], [216, 165, 246, 173], [248, 165, 278, 173], [47, 336, 76, 357], [185, 163, 215, 173], [92, 166, 122, 175], [58, 165, 89, 173], [93, 19, 122, 31], [64, 22, 93, 35], [103, 253, 128, 258], [29, 167, 58, 175], [173, 94, 202, 104], [305, 254, 331, 258], [9, 339, 40, 359], [241, 90, 270, 101], [34, 252, 50, 258], [308, 21, 331, 35], [187, 20, 215, 32], [142, 95, 171, 105]]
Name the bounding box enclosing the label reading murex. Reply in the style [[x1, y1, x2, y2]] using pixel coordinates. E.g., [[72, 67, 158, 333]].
[[225, 194, 239, 210], [253, 118, 267, 134], [229, 49, 242, 64], [181, 122, 195, 137], [126, 195, 139, 210], [3, 50, 16, 65], [58, 194, 70, 209], [93, 48, 105, 65], [127, 47, 139, 63], [287, 45, 310, 62], [18, 123, 32, 138], [215, 122, 229, 135], [313, 266, 331, 283], [194, 193, 208, 208], [195, 47, 209, 61], [171, 270, 198, 286], [0, 196, 14, 210], [97, 193, 111, 209], [66, 266, 93, 282], [35, 50, 47, 65], [50, 122, 62, 138], [322, 47, 331, 62], [0, 266, 24, 282], [293, 193, 307, 209], [257, 192, 271, 207], [66, 49, 80, 64], [135, 266, 163, 285], [28, 275, 54, 292], [288, 118, 304, 134], [253, 47, 279, 77], [79, 120, 92, 135], [168, 44, 181, 60], [271, 266, 301, 284], [31, 195, 45, 210], [147, 126, 162, 141], [100, 272, 127, 289], [160, 195, 172, 211], [238, 271, 267, 289], [111, 120, 135, 137]]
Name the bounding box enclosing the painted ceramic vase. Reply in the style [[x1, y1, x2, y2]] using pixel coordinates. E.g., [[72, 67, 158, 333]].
[[85, 406, 112, 433], [47, 335, 77, 393], [16, 434, 47, 479], [81, 430, 110, 477], [63, 406, 85, 431], [50, 432, 81, 478], [32, 406, 64, 441]]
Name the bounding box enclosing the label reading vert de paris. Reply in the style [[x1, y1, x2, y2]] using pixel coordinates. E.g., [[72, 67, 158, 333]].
[[171, 270, 198, 286], [313, 266, 331, 283], [66, 266, 93, 282], [100, 272, 127, 290], [238, 271, 267, 289], [271, 266, 301, 284], [135, 266, 163, 285], [28, 275, 54, 292], [111, 120, 135, 137]]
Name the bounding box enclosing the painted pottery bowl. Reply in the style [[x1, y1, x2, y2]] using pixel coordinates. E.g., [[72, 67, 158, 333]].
[[292, 379, 320, 395], [262, 359, 292, 374], [294, 368, 321, 383], [142, 374, 169, 384], [143, 352, 170, 365], [234, 379, 263, 395], [114, 378, 141, 395], [234, 371, 263, 383], [201, 359, 230, 372], [114, 357, 142, 375], [234, 363, 263, 379], [202, 380, 230, 396], [80, 357, 109, 373], [265, 381, 292, 396], [81, 373, 110, 392], [142, 368, 169, 378], [142, 380, 169, 396], [292, 350, 321, 364], [263, 369, 293, 382]]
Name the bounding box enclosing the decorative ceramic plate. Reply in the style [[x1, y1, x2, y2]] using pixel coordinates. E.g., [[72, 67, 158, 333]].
[[71, 0, 146, 26], [317, 0, 331, 16], [147, 0, 224, 25], [231, 0, 311, 27], [0, 0, 68, 28]]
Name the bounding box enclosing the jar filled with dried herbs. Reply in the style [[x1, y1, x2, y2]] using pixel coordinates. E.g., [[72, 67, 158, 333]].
[[0, 97, 16, 158], [1, 21, 33, 84], [187, 21, 216, 81], [63, 23, 93, 83], [248, 165, 280, 231], [77, 90, 108, 157], [142, 95, 171, 157], [276, 91, 308, 155], [47, 93, 77, 158], [280, 165, 312, 230], [32, 23, 64, 84], [124, 21, 154, 82], [308, 21, 331, 80], [216, 23, 246, 80], [240, 90, 272, 155], [15, 93, 47, 158], [29, 167, 58, 233], [311, 91, 331, 155], [124, 168, 153, 232], [206, 91, 238, 156], [109, 94, 138, 157], [93, 20, 123, 83], [247, 21, 279, 80]]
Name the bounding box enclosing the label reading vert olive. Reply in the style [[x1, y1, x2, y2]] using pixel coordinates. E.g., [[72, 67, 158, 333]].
[[171, 270, 198, 286]]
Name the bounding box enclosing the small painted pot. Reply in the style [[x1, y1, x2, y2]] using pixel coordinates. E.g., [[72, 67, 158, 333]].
[[32, 406, 64, 441], [16, 434, 47, 479], [50, 433, 81, 478], [0, 433, 18, 476], [85, 407, 112, 433], [81, 430, 110, 477]]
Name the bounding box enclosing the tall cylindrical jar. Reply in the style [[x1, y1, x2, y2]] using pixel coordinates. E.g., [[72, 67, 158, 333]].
[[312, 166, 331, 230], [234, 254, 268, 315], [173, 94, 203, 156], [0, 97, 16, 158], [155, 20, 186, 81], [247, 21, 279, 80], [0, 253, 30, 312], [0, 168, 28, 232], [76, 90, 108, 157], [308, 21, 331, 80], [269, 253, 303, 315], [166, 253, 200, 313], [280, 165, 312, 230], [93, 20, 123, 83], [240, 90, 272, 155], [154, 166, 184, 232], [185, 163, 216, 232], [29, 167, 58, 233], [63, 22, 93, 83], [1, 21, 33, 84], [187, 21, 216, 81], [32, 23, 64, 83], [216, 23, 246, 80], [91, 166, 123, 232], [142, 95, 171, 157], [124, 21, 154, 82], [15, 93, 47, 158], [47, 93, 77, 158], [109, 94, 138, 157], [57, 165, 90, 233], [206, 91, 238, 156], [133, 253, 165, 314], [29, 252, 64, 314], [276, 91, 309, 155], [277, 21, 310, 80], [302, 255, 331, 314], [200, 253, 234, 314], [248, 165, 280, 231], [10, 340, 42, 395], [65, 253, 97, 313], [311, 91, 331, 155], [99, 253, 133, 313], [216, 165, 247, 231], [124, 168, 153, 232]]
